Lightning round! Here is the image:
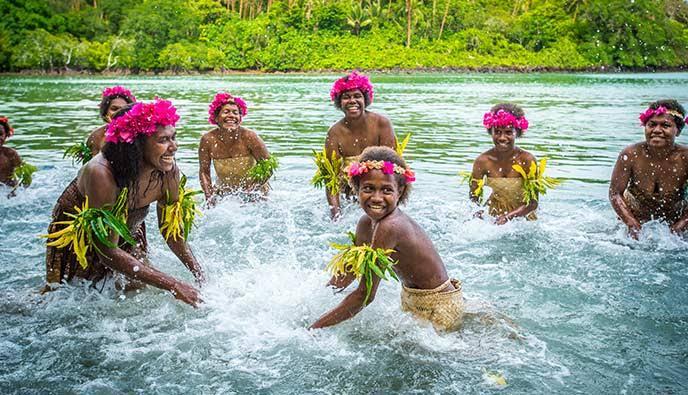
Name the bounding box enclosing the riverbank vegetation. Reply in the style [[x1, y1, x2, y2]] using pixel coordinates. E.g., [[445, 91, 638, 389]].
[[1, 0, 687, 72]]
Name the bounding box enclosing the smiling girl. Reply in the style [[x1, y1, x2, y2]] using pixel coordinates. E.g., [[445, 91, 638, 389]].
[[44, 99, 205, 306], [468, 103, 538, 224], [310, 146, 465, 331], [198, 92, 274, 204], [609, 99, 688, 238], [318, 72, 397, 220]]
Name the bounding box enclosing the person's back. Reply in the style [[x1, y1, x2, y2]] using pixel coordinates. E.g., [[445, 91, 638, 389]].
[[355, 209, 450, 290]]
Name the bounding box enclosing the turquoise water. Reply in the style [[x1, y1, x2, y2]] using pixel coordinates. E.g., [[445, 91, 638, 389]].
[[1, 73, 687, 393]]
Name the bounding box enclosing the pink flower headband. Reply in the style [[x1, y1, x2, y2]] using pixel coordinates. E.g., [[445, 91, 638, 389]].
[[102, 85, 136, 102], [347, 160, 416, 183], [483, 110, 529, 133], [0, 116, 14, 138], [639, 106, 686, 125], [208, 92, 247, 124], [105, 98, 179, 144], [330, 71, 374, 104]]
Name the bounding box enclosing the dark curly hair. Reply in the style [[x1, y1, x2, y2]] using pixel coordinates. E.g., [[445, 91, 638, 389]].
[[350, 146, 412, 205], [487, 102, 526, 137], [334, 89, 372, 111], [647, 99, 686, 132], [101, 104, 164, 199], [0, 118, 11, 138], [99, 94, 136, 122]]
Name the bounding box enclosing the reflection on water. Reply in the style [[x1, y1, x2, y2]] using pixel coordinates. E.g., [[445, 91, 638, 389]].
[[1, 73, 687, 393]]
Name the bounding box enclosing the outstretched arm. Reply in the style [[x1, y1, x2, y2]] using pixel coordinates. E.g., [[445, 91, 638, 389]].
[[158, 168, 206, 285], [609, 149, 641, 238], [83, 165, 201, 306], [310, 275, 381, 329]]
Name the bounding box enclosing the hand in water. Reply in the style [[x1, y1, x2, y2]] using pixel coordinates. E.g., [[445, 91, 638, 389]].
[[627, 219, 642, 240], [172, 282, 202, 307], [495, 215, 509, 225]]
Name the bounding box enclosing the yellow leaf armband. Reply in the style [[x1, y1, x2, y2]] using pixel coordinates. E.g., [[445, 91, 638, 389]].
[[247, 155, 279, 184], [63, 141, 92, 166], [41, 188, 134, 270], [311, 148, 343, 195], [395, 132, 411, 157], [459, 170, 487, 205], [160, 175, 203, 242], [326, 232, 398, 305], [512, 158, 561, 205]]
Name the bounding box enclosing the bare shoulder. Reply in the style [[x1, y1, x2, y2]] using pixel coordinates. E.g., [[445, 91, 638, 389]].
[[241, 127, 263, 143], [0, 146, 20, 158], [514, 148, 535, 162], [370, 111, 392, 127], [327, 121, 346, 138], [200, 128, 219, 144]]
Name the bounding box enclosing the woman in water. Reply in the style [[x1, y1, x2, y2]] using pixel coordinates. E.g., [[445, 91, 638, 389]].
[[44, 99, 205, 306], [198, 92, 275, 205], [467, 103, 539, 224], [311, 146, 464, 331], [316, 71, 397, 220], [609, 99, 688, 238], [86, 85, 137, 156]]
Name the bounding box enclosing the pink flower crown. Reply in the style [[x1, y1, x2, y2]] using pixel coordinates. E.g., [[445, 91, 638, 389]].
[[208, 92, 247, 124], [483, 110, 529, 133], [639, 106, 687, 125], [102, 85, 136, 102], [330, 71, 374, 104], [0, 116, 14, 137], [105, 98, 179, 144], [347, 160, 416, 183]]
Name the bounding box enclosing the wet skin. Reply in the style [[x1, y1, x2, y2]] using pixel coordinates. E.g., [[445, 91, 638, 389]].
[[87, 97, 129, 155], [310, 169, 452, 329], [198, 103, 271, 203], [0, 125, 21, 187], [78, 125, 205, 306], [324, 89, 397, 220], [609, 113, 688, 238], [470, 126, 538, 223]]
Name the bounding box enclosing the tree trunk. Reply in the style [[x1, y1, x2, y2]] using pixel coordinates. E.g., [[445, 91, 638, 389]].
[[406, 0, 412, 48], [239, 0, 244, 18], [439, 0, 449, 40], [267, 0, 272, 14]]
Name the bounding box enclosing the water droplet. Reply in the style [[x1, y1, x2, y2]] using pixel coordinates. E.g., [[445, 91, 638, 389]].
[[119, 295, 126, 300], [133, 265, 140, 272], [622, 155, 628, 161]]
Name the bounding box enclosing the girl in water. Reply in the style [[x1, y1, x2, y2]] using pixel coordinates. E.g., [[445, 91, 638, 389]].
[[467, 103, 543, 224], [311, 146, 465, 331], [198, 92, 276, 205]]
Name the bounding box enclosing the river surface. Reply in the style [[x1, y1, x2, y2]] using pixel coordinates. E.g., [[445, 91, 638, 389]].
[[1, 73, 687, 394]]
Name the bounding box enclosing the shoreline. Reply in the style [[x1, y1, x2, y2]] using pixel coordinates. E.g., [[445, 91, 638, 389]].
[[1, 65, 687, 77]]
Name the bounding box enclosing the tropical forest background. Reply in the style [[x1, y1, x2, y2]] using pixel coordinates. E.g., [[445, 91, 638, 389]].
[[2, 0, 688, 72]]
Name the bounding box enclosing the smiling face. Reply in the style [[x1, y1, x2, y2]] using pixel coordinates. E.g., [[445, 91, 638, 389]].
[[490, 126, 517, 152], [357, 169, 401, 221], [104, 97, 129, 123], [143, 125, 178, 172], [215, 103, 242, 132], [339, 89, 366, 118], [644, 113, 679, 149]]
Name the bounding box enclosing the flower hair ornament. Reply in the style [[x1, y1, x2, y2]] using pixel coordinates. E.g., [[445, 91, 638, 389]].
[[639, 106, 686, 125], [330, 71, 375, 105], [105, 98, 179, 144], [208, 92, 247, 124], [483, 110, 529, 133], [102, 85, 136, 102], [347, 160, 416, 183], [0, 116, 14, 138]]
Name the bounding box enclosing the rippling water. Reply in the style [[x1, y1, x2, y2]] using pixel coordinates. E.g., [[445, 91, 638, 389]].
[[1, 73, 688, 393]]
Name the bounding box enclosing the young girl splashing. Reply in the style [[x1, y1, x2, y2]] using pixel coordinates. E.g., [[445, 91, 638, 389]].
[[468, 103, 544, 223], [310, 146, 465, 332]]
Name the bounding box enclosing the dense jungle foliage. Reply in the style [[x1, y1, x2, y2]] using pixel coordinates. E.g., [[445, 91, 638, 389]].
[[1, 0, 688, 72]]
